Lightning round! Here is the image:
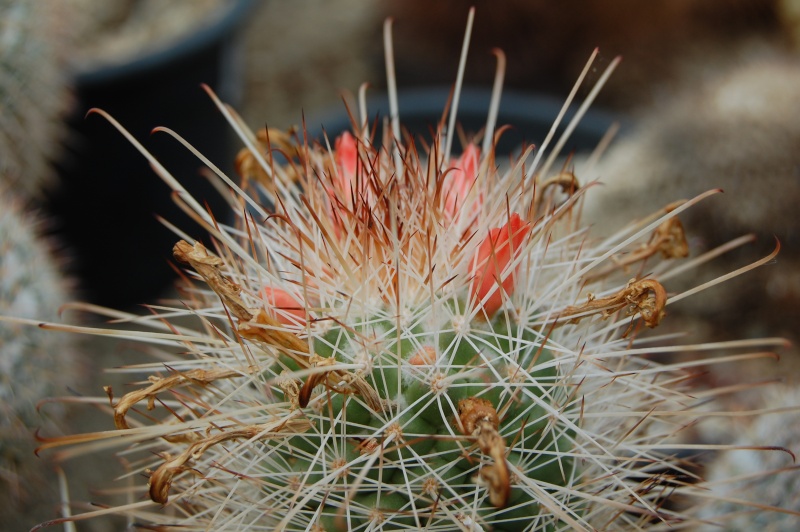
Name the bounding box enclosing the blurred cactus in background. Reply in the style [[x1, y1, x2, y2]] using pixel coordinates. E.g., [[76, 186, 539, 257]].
[[0, 1, 81, 529], [0, 0, 75, 197], [701, 384, 800, 530], [0, 187, 77, 530]]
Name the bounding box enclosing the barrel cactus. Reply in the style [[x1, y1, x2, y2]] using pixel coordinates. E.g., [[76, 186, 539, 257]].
[[27, 10, 795, 531], [0, 0, 76, 197], [700, 385, 800, 530], [0, 187, 76, 525]]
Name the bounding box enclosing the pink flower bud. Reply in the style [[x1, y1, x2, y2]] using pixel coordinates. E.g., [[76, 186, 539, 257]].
[[408, 346, 437, 366], [443, 144, 481, 221], [334, 131, 358, 196], [260, 286, 306, 326], [324, 132, 360, 238], [469, 213, 532, 316]]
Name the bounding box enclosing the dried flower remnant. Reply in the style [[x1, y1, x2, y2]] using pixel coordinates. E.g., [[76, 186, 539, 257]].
[[560, 277, 667, 329], [533, 170, 581, 215], [235, 126, 300, 191], [587, 201, 690, 282], [458, 397, 510, 508], [105, 366, 255, 434], [148, 417, 312, 505], [12, 8, 799, 532]]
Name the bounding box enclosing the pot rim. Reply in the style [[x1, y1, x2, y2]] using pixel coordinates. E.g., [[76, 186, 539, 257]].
[[74, 0, 256, 87]]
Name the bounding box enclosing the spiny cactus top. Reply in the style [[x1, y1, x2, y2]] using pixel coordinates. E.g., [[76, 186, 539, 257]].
[[24, 10, 797, 532]]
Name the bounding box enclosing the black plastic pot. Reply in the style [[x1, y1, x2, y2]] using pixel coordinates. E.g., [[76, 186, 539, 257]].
[[309, 87, 621, 156], [48, 1, 255, 309]]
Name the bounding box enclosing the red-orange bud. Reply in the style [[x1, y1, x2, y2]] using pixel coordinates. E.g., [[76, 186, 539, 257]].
[[334, 131, 358, 188], [443, 144, 481, 220], [260, 286, 306, 326], [408, 346, 438, 366], [469, 213, 532, 317]]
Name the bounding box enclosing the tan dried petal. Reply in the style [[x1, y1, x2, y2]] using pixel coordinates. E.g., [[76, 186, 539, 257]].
[[148, 417, 311, 504], [112, 366, 254, 433], [560, 278, 667, 329], [457, 397, 510, 507]]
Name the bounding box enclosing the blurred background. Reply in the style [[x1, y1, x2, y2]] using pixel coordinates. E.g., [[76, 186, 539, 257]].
[[1, 0, 798, 529]]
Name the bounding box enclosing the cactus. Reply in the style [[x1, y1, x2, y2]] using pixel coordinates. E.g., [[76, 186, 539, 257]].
[[69, 0, 230, 69], [24, 10, 797, 531], [0, 0, 75, 197], [0, 187, 76, 523], [0, 190, 72, 419], [0, 2, 82, 527], [700, 385, 800, 530]]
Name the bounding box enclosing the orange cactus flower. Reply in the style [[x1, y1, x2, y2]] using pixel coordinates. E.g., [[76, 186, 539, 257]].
[[261, 286, 306, 326], [469, 213, 532, 316], [443, 144, 481, 221]]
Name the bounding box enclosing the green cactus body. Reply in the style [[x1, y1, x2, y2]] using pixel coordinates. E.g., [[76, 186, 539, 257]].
[[266, 317, 563, 530]]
